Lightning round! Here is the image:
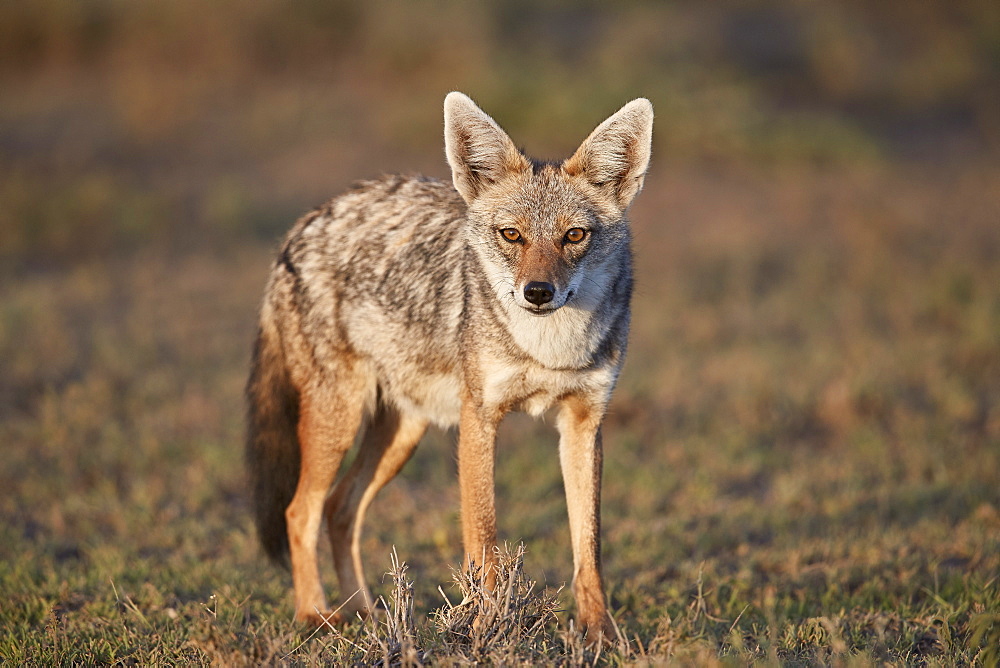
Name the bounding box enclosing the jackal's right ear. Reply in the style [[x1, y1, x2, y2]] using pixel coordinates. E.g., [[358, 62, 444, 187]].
[[444, 92, 531, 203], [564, 98, 654, 210]]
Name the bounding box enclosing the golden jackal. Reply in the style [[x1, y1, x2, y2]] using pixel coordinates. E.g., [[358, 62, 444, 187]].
[[247, 91, 653, 641]]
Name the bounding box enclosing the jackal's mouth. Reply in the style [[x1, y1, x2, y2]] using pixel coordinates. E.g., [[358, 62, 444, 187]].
[[520, 289, 573, 316]]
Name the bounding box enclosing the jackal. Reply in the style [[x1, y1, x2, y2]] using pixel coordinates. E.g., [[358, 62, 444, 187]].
[[246, 91, 653, 641]]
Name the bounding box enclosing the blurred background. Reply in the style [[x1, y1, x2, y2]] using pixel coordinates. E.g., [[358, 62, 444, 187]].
[[1, 0, 996, 267], [2, 2, 999, 661]]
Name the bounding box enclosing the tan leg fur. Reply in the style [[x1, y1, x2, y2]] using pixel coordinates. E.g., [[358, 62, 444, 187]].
[[286, 379, 368, 627], [324, 406, 427, 618], [558, 394, 614, 643], [457, 391, 501, 589]]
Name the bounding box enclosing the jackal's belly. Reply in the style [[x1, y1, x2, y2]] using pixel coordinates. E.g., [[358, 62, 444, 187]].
[[342, 307, 463, 427], [383, 367, 463, 427]]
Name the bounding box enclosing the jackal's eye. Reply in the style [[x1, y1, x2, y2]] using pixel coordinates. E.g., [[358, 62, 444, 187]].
[[563, 227, 587, 244], [500, 228, 522, 243]]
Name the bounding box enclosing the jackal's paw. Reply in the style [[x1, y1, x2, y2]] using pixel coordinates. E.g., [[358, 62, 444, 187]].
[[582, 615, 617, 649], [299, 610, 346, 630]]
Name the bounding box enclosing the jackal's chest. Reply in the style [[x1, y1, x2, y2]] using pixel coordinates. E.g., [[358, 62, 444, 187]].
[[385, 348, 616, 427], [478, 356, 617, 417]]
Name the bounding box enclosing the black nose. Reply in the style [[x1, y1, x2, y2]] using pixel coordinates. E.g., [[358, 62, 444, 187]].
[[523, 281, 555, 305]]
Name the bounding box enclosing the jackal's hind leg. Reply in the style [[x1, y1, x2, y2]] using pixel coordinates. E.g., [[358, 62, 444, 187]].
[[286, 379, 368, 628], [324, 405, 427, 619]]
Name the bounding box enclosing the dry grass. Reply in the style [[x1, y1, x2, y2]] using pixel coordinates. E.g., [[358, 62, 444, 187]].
[[2, 165, 997, 665], [2, 2, 999, 665]]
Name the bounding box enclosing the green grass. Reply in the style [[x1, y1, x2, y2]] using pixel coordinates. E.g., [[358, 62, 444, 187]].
[[2, 162, 999, 665]]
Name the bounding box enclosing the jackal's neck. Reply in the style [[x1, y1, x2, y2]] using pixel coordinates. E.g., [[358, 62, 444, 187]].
[[502, 303, 610, 369]]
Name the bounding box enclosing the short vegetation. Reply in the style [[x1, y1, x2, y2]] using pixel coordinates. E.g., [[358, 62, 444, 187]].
[[2, 1, 998, 665]]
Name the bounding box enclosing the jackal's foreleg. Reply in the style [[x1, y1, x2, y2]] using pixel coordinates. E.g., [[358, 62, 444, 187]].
[[557, 394, 614, 644], [457, 393, 501, 589]]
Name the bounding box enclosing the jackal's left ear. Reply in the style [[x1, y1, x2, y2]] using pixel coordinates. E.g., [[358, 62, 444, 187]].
[[444, 92, 532, 203], [564, 98, 654, 210]]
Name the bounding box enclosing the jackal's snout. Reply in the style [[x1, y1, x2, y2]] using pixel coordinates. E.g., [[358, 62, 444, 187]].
[[523, 281, 555, 306]]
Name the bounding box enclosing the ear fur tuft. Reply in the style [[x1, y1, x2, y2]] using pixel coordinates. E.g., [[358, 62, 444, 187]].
[[563, 98, 654, 210], [444, 92, 530, 203]]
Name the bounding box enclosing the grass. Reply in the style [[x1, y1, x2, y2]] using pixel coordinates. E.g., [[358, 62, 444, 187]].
[[2, 3, 999, 664], [2, 162, 998, 665]]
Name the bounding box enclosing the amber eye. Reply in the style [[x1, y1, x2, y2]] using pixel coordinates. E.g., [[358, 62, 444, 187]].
[[564, 227, 587, 244], [500, 228, 522, 242]]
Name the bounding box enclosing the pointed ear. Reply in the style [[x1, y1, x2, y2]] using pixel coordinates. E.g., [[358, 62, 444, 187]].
[[564, 98, 654, 210], [444, 92, 531, 203]]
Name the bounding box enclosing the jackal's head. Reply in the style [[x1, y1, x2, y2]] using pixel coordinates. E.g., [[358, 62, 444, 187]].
[[444, 92, 653, 316]]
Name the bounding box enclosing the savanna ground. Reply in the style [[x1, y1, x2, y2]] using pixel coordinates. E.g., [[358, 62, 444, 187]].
[[2, 2, 999, 665]]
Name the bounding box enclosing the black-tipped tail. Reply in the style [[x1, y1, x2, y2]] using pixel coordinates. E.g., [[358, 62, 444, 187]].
[[245, 325, 300, 567]]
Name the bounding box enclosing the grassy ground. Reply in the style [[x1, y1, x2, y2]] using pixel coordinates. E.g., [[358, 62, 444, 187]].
[[2, 2, 999, 665], [2, 161, 998, 664]]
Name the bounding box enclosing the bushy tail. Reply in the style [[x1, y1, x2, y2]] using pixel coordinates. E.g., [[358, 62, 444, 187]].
[[245, 323, 300, 567]]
